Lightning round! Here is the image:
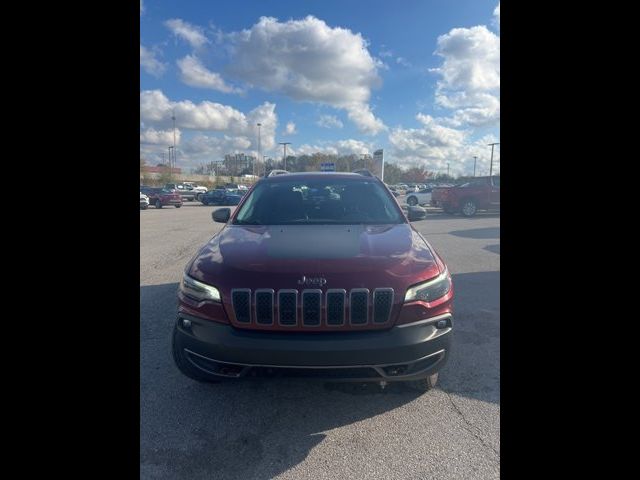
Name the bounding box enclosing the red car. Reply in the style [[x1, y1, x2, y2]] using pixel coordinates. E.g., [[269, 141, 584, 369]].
[[140, 187, 183, 209], [172, 172, 453, 392], [431, 176, 500, 216]]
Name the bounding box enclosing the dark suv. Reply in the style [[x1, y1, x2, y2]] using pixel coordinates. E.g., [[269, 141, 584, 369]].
[[173, 172, 454, 392]]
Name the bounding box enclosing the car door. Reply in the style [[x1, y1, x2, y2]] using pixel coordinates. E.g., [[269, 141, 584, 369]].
[[490, 176, 500, 208]]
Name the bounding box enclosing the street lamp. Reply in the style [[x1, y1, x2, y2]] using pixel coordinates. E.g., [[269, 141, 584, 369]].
[[256, 123, 262, 177], [488, 143, 500, 177], [473, 156, 477, 177]]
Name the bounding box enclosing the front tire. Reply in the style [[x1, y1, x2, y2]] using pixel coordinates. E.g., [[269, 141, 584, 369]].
[[175, 204, 182, 208], [406, 372, 439, 392], [140, 205, 148, 210], [171, 324, 220, 383], [407, 196, 418, 206], [460, 199, 477, 217], [155, 200, 162, 209]]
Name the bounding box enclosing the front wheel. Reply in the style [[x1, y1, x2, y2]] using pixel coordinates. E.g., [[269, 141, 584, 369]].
[[460, 199, 477, 217], [155, 200, 162, 209], [140, 204, 148, 210], [202, 199, 209, 206], [407, 196, 418, 206], [406, 372, 439, 392], [175, 205, 182, 208]]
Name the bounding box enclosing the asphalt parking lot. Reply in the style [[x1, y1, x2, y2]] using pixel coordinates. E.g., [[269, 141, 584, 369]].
[[140, 199, 500, 479]]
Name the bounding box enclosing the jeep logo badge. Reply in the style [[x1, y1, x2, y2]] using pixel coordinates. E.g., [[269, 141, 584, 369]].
[[297, 276, 327, 287]]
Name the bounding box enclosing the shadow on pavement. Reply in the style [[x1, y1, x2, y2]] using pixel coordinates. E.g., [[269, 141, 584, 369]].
[[423, 212, 501, 220], [140, 272, 499, 479], [449, 227, 500, 239], [484, 244, 500, 255]]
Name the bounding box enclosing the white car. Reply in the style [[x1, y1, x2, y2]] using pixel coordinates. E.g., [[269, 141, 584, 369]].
[[405, 187, 433, 206], [268, 169, 289, 177], [140, 192, 149, 210]]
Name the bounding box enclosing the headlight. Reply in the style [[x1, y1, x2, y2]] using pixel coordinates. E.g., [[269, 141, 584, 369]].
[[180, 273, 221, 302], [404, 269, 451, 303]]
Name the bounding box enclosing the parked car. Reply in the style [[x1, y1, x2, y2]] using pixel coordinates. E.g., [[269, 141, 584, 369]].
[[141, 187, 183, 209], [386, 185, 400, 198], [164, 183, 197, 202], [406, 187, 433, 206], [200, 188, 245, 206], [172, 171, 454, 392], [431, 176, 500, 216], [182, 182, 208, 201], [140, 192, 149, 210], [268, 169, 289, 177]]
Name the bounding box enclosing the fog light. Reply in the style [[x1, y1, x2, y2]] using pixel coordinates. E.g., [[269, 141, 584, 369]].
[[436, 319, 448, 329], [181, 318, 191, 328]]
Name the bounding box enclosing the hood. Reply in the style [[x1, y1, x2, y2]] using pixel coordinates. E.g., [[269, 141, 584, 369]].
[[189, 223, 440, 296]]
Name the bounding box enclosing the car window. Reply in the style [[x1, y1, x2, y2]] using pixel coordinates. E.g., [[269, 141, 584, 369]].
[[234, 178, 404, 225]]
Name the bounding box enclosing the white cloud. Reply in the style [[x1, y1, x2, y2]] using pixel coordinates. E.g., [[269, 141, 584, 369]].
[[430, 25, 500, 127], [387, 114, 500, 175], [140, 90, 278, 163], [140, 45, 167, 77], [140, 0, 144, 15], [396, 57, 411, 67], [493, 3, 500, 29], [140, 127, 182, 145], [226, 16, 386, 134], [165, 18, 208, 48], [293, 139, 373, 157], [316, 115, 343, 129], [284, 122, 297, 135], [177, 55, 240, 93]]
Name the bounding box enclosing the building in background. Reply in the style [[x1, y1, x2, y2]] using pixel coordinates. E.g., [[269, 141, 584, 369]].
[[224, 153, 256, 176]]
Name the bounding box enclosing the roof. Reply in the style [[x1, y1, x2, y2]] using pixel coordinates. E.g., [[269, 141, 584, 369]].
[[263, 171, 373, 182]]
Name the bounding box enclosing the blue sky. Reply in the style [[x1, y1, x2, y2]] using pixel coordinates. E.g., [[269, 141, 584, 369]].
[[140, 0, 500, 176]]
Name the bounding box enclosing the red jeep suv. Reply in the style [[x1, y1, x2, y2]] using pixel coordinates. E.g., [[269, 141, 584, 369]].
[[172, 172, 454, 392]]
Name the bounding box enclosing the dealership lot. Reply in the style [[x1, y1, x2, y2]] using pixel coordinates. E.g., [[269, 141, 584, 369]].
[[140, 201, 500, 479]]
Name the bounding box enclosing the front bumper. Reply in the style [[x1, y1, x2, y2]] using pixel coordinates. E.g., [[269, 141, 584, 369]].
[[174, 313, 452, 381]]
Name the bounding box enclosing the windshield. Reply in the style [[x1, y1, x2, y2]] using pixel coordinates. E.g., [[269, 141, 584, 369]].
[[233, 178, 405, 225]]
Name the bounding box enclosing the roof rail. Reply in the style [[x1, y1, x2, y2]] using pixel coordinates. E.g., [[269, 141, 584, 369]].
[[352, 169, 374, 177]]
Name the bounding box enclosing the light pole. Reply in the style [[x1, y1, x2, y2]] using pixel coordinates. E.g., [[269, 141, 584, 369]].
[[168, 146, 174, 171], [171, 110, 176, 170], [256, 123, 261, 177], [473, 156, 477, 177], [488, 143, 500, 178], [278, 142, 291, 170], [447, 162, 450, 177]]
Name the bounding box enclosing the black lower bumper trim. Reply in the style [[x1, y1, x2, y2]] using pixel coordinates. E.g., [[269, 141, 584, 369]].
[[175, 313, 452, 380]]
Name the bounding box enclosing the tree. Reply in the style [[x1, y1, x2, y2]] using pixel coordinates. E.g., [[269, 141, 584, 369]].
[[382, 163, 403, 184]]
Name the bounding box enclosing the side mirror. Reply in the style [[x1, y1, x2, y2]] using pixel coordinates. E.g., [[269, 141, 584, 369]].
[[406, 205, 427, 221], [212, 208, 231, 223]]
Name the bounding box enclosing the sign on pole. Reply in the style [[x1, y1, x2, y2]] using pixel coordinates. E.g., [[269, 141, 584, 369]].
[[372, 149, 384, 180], [320, 162, 336, 172]]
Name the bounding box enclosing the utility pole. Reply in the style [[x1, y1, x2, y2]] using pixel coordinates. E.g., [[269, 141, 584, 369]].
[[447, 163, 450, 177], [256, 123, 262, 177], [279, 142, 291, 170], [488, 143, 500, 178], [171, 110, 177, 169], [473, 156, 477, 177]]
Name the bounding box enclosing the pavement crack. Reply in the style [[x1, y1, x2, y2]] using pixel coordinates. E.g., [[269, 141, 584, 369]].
[[444, 391, 500, 461]]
